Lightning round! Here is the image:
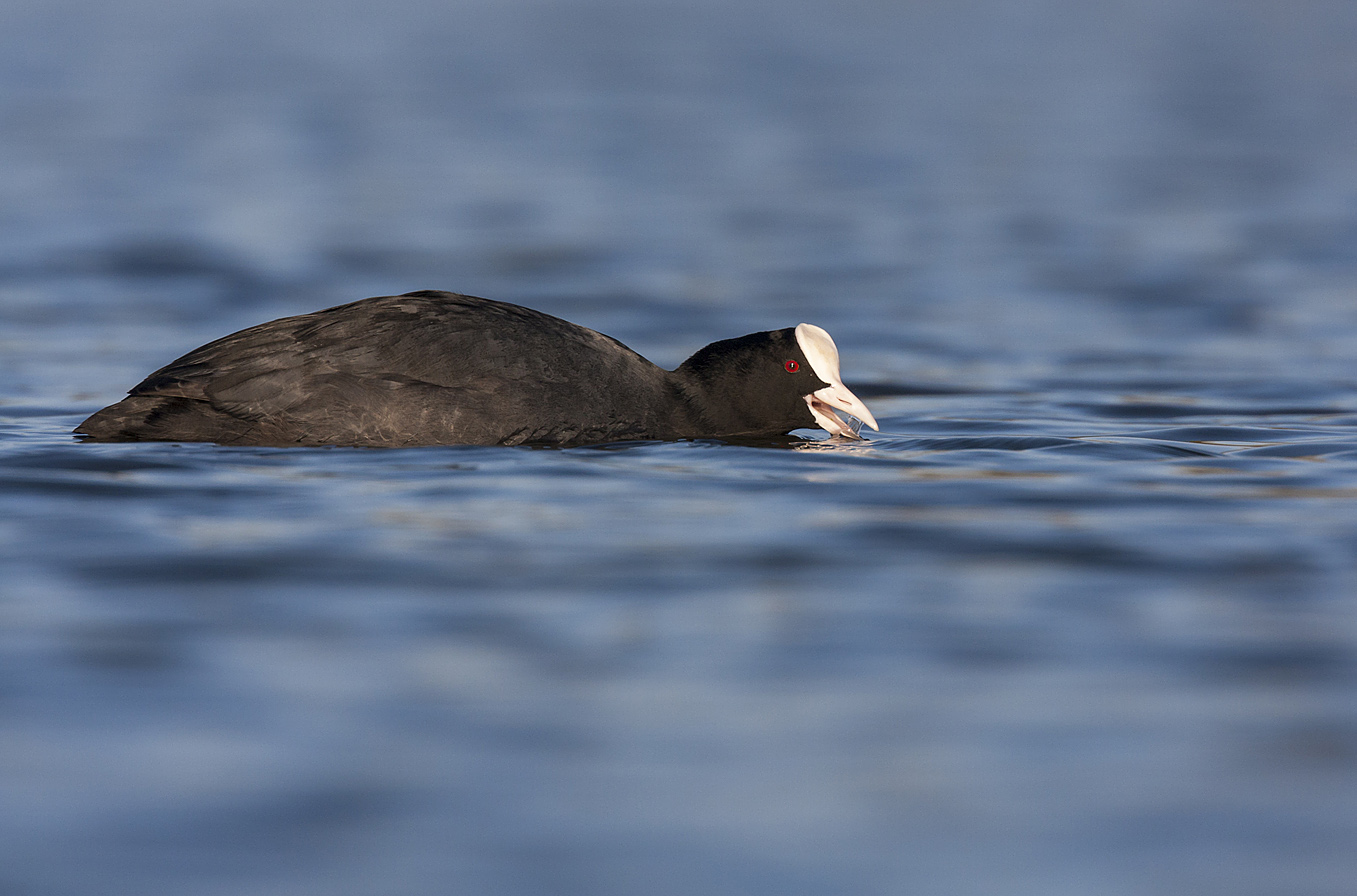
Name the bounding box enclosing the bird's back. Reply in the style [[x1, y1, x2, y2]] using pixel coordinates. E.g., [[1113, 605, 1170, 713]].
[[76, 291, 685, 447]]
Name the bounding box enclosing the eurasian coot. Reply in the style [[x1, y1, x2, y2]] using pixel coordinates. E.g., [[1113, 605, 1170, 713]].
[[75, 290, 878, 447]]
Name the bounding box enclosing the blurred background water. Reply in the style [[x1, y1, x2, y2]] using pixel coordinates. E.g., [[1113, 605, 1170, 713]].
[[3, 1, 1357, 893]]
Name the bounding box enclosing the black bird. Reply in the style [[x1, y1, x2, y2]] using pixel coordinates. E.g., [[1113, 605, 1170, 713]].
[[75, 290, 878, 448]]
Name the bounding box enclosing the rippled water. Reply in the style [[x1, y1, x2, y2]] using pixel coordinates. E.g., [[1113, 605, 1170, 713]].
[[4, 1, 1357, 894]]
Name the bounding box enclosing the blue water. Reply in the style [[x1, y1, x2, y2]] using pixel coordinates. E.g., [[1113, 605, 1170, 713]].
[[4, 1, 1357, 894]]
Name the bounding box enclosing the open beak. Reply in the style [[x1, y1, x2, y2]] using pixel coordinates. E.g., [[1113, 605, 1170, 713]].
[[805, 382, 879, 440], [793, 323, 879, 440]]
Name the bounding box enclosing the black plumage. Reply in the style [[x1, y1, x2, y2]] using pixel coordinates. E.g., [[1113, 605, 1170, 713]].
[[75, 291, 877, 447]]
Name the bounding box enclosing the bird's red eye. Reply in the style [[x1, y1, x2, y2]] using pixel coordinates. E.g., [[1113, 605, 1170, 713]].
[[784, 359, 799, 373]]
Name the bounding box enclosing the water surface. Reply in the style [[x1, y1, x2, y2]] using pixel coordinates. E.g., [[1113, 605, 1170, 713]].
[[3, 1, 1357, 894]]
